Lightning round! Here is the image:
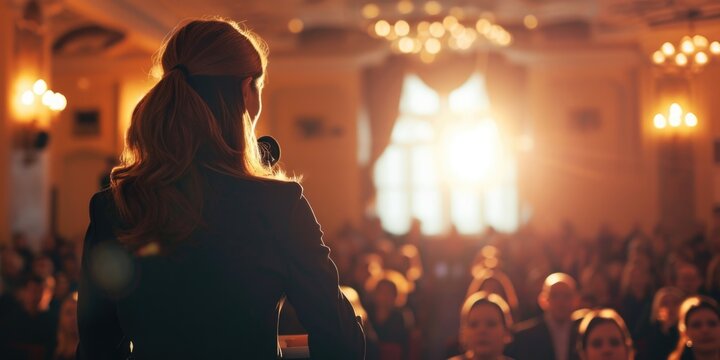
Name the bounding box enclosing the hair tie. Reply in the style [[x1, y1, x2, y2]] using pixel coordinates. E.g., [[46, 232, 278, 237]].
[[172, 64, 190, 78]]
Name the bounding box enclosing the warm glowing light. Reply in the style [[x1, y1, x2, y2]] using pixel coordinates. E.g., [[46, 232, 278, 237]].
[[149, 65, 163, 80], [711, 41, 720, 54], [288, 18, 304, 33], [425, 38, 441, 54], [130, 341, 134, 353], [693, 35, 709, 48], [21, 90, 35, 105], [72, 292, 78, 301], [497, 32, 512, 46], [675, 53, 688, 66], [32, 79, 47, 95], [450, 6, 465, 19], [375, 20, 391, 37], [481, 245, 498, 258], [397, 1, 414, 14], [443, 121, 499, 182], [50, 93, 67, 111], [668, 103, 682, 127], [476, 19, 491, 35], [681, 36, 695, 54], [424, 1, 442, 15], [443, 16, 459, 30], [398, 37, 415, 53], [429, 22, 445, 37], [695, 51, 709, 65], [653, 113, 667, 129], [523, 14, 538, 29], [652, 50, 665, 64], [42, 90, 55, 106], [669, 103, 682, 117], [685, 112, 698, 127], [661, 42, 675, 56], [362, 3, 380, 19], [394, 20, 410, 37]]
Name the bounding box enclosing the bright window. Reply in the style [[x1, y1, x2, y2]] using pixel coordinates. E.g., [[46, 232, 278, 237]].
[[374, 73, 518, 236]]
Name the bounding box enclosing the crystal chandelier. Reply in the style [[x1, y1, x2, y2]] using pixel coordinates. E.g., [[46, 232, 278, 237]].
[[362, 1, 513, 63], [651, 35, 720, 72]]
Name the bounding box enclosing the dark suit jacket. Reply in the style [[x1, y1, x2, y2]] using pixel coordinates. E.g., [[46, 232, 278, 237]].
[[77, 170, 365, 359], [505, 316, 580, 360]]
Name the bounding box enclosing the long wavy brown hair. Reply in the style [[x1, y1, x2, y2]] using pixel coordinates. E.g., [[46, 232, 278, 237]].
[[111, 18, 283, 251]]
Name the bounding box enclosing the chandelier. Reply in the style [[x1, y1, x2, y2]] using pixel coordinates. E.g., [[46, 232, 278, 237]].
[[362, 1, 513, 63], [651, 35, 720, 72]]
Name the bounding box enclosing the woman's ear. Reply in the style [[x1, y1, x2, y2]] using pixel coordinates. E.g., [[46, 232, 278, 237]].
[[241, 77, 261, 122]]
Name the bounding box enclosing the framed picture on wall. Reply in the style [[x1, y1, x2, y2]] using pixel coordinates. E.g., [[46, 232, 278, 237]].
[[73, 110, 100, 136]]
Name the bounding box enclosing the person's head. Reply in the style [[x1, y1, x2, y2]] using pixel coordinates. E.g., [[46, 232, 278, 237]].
[[674, 296, 720, 358], [32, 254, 54, 279], [467, 268, 519, 313], [459, 291, 513, 359], [577, 309, 634, 360], [12, 273, 45, 314], [651, 287, 685, 326], [620, 263, 653, 299], [111, 18, 278, 252], [539, 272, 579, 324], [365, 270, 409, 309], [675, 262, 703, 295]]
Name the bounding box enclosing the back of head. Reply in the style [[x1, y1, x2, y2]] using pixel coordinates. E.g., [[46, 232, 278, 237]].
[[111, 18, 277, 252]]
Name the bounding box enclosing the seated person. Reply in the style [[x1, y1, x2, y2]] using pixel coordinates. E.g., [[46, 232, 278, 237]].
[[450, 291, 514, 360], [576, 309, 634, 360], [505, 272, 580, 360]]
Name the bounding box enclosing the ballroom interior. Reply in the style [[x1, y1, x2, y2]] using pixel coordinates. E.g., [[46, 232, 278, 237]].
[[3, 0, 720, 359]]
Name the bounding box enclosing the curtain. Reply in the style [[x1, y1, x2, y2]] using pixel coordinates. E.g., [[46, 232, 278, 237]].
[[361, 56, 406, 207]]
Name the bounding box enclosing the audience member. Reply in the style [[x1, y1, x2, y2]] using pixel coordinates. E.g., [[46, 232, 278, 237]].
[[576, 309, 633, 360], [669, 296, 720, 360], [505, 273, 580, 360], [451, 291, 513, 360]]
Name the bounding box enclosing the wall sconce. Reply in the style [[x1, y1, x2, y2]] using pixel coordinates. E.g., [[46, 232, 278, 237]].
[[14, 79, 67, 164], [653, 102, 697, 130]]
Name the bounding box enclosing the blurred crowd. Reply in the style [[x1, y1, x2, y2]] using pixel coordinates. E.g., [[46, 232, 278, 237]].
[[326, 216, 720, 360], [3, 214, 720, 360], [0, 233, 80, 360]]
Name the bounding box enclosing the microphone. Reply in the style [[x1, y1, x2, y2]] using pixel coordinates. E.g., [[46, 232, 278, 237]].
[[258, 135, 281, 167]]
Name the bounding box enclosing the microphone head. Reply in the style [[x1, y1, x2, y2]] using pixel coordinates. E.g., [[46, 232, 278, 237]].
[[258, 135, 281, 167]]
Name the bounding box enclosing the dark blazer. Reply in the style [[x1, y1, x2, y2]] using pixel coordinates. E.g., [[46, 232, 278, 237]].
[[505, 317, 580, 360], [77, 171, 365, 359]]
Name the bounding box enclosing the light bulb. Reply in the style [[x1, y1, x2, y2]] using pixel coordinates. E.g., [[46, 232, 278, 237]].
[[374, 20, 391, 37], [425, 38, 441, 54], [685, 112, 698, 127], [429, 22, 445, 37], [42, 90, 55, 106], [362, 4, 380, 19], [710, 41, 720, 55], [681, 36, 695, 54], [33, 79, 47, 95], [288, 18, 303, 33], [524, 14, 538, 30], [51, 93, 67, 111], [661, 42, 675, 56], [21, 90, 35, 105], [652, 50, 665, 64], [669, 103, 682, 117], [695, 51, 709, 65], [398, 37, 414, 53], [397, 1, 414, 14], [693, 35, 709, 48], [653, 113, 667, 129], [394, 20, 410, 36], [676, 53, 688, 66]]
